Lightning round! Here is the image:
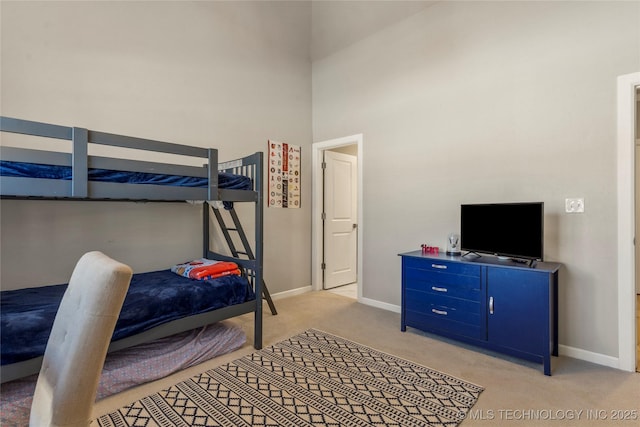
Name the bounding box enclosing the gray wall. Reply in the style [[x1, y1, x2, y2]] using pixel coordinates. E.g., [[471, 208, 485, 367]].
[[312, 1, 639, 359], [2, 0, 639, 363], [0, 1, 312, 293]]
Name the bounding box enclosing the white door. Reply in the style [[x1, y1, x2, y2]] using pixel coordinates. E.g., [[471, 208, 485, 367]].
[[323, 151, 357, 289]]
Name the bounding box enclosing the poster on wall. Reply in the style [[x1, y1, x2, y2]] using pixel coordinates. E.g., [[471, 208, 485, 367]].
[[268, 140, 301, 208]]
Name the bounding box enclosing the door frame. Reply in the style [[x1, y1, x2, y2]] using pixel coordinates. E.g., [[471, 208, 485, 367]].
[[312, 134, 363, 298], [617, 71, 640, 372]]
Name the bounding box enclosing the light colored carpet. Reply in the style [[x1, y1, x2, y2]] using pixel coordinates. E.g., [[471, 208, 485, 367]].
[[69, 290, 640, 425]]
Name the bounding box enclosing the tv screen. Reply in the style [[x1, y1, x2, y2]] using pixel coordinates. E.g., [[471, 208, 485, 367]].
[[460, 202, 544, 260]]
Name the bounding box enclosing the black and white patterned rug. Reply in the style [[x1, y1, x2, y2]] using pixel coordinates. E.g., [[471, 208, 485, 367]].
[[97, 329, 483, 427]]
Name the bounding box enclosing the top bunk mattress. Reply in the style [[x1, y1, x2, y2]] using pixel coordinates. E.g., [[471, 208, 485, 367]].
[[0, 270, 255, 366], [0, 161, 252, 190]]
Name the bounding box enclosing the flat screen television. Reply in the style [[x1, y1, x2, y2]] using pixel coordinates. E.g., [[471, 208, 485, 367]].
[[460, 202, 544, 261]]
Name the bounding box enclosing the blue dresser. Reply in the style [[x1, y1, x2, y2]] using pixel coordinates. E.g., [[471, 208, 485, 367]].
[[399, 250, 560, 375]]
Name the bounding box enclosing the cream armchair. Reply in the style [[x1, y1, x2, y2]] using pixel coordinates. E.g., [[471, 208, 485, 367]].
[[29, 251, 133, 427]]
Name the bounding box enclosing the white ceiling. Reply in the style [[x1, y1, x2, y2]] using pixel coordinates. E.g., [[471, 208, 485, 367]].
[[311, 1, 437, 61]]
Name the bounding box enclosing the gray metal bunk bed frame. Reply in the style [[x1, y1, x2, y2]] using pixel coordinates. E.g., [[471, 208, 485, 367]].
[[0, 116, 264, 383]]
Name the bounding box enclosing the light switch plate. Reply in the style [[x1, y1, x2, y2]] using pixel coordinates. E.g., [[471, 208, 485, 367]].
[[565, 198, 584, 213]]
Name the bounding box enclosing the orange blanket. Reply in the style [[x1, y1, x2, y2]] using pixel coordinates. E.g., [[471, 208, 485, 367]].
[[171, 259, 240, 280]]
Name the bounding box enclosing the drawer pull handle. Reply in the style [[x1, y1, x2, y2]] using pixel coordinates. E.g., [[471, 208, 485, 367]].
[[431, 264, 447, 269], [489, 296, 494, 314], [431, 286, 448, 292], [432, 308, 448, 316]]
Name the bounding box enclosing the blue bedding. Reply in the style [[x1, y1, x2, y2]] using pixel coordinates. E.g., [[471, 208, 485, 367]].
[[0, 270, 255, 366], [0, 161, 251, 191]]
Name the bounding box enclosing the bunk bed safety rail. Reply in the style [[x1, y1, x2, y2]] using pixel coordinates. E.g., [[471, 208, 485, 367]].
[[204, 252, 260, 272], [216, 152, 261, 203], [0, 116, 219, 200]]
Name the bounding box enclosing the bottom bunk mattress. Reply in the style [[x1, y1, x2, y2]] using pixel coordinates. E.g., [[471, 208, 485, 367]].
[[0, 270, 255, 366]]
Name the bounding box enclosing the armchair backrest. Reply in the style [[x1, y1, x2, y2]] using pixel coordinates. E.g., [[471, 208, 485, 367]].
[[30, 251, 132, 427]]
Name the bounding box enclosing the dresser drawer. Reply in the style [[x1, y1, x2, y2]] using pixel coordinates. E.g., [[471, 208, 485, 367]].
[[405, 289, 481, 325], [405, 310, 484, 340], [404, 268, 481, 298], [403, 256, 481, 277]]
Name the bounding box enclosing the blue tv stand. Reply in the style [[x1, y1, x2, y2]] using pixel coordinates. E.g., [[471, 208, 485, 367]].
[[399, 250, 560, 375]]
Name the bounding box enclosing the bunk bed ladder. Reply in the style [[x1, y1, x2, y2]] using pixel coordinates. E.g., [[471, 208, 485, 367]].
[[213, 207, 277, 315]]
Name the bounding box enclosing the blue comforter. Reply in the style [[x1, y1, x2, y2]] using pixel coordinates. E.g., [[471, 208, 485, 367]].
[[0, 161, 251, 190], [0, 270, 254, 365], [0, 161, 251, 208]]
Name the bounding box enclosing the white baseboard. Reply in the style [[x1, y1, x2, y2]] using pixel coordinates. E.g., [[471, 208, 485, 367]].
[[359, 297, 401, 314], [357, 297, 623, 370], [271, 285, 312, 300], [280, 290, 625, 371], [558, 344, 620, 369]]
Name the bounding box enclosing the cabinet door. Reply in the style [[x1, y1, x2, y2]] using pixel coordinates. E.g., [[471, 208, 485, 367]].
[[487, 268, 549, 356]]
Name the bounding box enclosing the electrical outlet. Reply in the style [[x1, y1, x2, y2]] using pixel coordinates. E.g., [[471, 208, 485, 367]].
[[565, 198, 584, 213]]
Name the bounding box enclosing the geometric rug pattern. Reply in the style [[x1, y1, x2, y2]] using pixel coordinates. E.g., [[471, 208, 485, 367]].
[[97, 329, 483, 427]]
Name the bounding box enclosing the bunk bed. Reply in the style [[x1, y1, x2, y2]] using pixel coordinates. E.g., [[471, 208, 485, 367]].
[[0, 116, 264, 384]]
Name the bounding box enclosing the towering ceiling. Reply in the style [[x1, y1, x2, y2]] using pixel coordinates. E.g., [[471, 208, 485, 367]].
[[311, 1, 436, 61]]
